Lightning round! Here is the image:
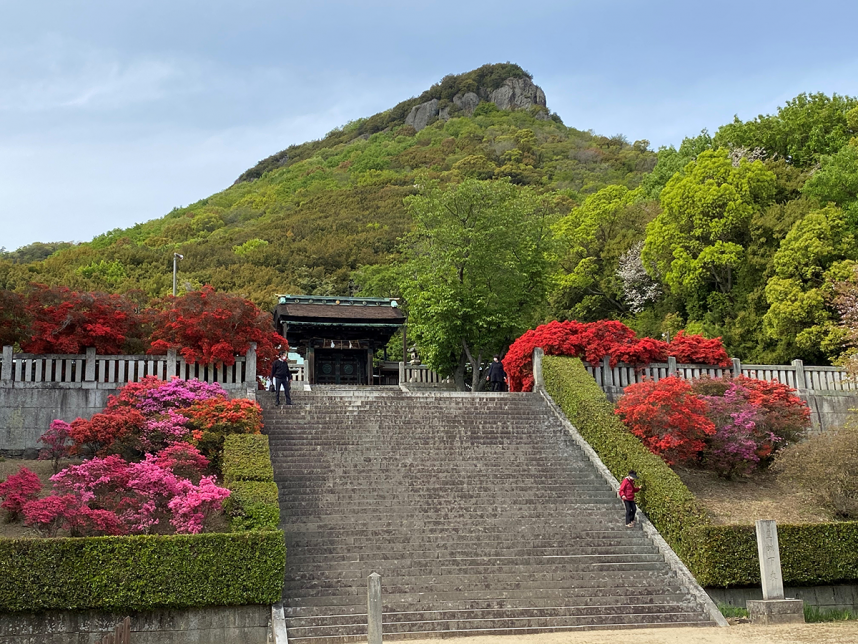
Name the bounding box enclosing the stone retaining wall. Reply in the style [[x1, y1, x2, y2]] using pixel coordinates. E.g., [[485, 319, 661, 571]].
[[707, 584, 858, 612], [0, 605, 270, 644]]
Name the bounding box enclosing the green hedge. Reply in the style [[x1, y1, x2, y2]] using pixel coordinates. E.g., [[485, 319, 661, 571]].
[[543, 355, 858, 587], [223, 434, 274, 485], [543, 356, 709, 564], [0, 531, 286, 612], [225, 481, 281, 532]]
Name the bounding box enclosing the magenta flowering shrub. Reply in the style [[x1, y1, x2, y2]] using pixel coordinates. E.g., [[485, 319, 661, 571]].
[[168, 477, 232, 533], [0, 467, 42, 520]]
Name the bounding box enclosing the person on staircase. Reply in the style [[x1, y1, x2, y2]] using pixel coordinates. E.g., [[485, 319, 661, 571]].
[[619, 470, 642, 527], [486, 355, 507, 392], [270, 350, 293, 406]]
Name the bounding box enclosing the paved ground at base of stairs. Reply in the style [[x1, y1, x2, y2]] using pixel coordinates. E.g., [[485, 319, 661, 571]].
[[356, 623, 858, 644]]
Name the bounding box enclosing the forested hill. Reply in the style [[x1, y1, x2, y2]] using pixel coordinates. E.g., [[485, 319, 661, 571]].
[[0, 63, 656, 304]]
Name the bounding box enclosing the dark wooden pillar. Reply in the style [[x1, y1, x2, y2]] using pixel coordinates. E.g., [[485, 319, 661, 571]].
[[307, 346, 315, 385], [366, 348, 373, 386]]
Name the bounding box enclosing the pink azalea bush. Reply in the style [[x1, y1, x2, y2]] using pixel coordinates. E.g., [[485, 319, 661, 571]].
[[13, 377, 248, 537]]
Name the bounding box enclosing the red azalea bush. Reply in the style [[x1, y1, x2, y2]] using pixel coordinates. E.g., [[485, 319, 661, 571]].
[[21, 285, 150, 355], [505, 319, 729, 392], [616, 375, 810, 477], [38, 420, 74, 473], [0, 467, 43, 520], [615, 377, 716, 465], [148, 286, 287, 377]]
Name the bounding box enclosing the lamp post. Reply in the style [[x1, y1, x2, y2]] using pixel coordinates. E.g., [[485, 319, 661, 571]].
[[172, 253, 184, 296]]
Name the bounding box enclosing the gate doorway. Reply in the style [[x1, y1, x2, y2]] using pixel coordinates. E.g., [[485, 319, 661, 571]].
[[314, 350, 366, 385]]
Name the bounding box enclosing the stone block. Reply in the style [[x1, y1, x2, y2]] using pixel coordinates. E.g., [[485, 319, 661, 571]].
[[747, 599, 805, 625]]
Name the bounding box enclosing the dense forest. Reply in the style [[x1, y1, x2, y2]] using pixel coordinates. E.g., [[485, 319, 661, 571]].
[[3, 63, 858, 367]]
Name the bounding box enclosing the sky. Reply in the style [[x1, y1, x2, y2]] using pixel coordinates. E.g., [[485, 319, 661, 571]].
[[2, 0, 858, 251]]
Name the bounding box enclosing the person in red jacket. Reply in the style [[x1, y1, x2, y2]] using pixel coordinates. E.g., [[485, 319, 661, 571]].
[[619, 470, 642, 527]]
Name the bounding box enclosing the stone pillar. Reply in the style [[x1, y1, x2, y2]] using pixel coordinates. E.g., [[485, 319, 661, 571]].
[[667, 356, 677, 377], [2, 345, 13, 382], [601, 355, 613, 388], [167, 349, 177, 379], [367, 572, 382, 644], [398, 361, 405, 385], [245, 342, 257, 387], [732, 358, 742, 378], [756, 520, 784, 600], [532, 348, 545, 392], [84, 347, 97, 382], [792, 359, 806, 391], [747, 520, 804, 624]]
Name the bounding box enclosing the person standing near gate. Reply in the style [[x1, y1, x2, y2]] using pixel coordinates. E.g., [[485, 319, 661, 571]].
[[270, 350, 293, 406], [486, 355, 506, 392], [619, 470, 642, 527]]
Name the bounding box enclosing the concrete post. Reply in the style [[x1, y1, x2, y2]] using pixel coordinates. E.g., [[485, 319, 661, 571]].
[[367, 572, 382, 644], [85, 347, 97, 382], [1, 345, 12, 382], [601, 355, 613, 388], [792, 359, 806, 391], [732, 358, 742, 378], [398, 361, 405, 385], [755, 519, 785, 600], [532, 348, 545, 391], [166, 349, 177, 379], [245, 342, 257, 388], [667, 356, 677, 377]]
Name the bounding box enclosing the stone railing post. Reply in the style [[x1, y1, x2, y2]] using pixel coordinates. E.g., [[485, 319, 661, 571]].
[[398, 361, 405, 385], [532, 348, 545, 392], [245, 342, 257, 388], [601, 355, 613, 388], [85, 347, 97, 382], [166, 349, 177, 379], [1, 345, 12, 382], [367, 572, 382, 644], [667, 356, 677, 377], [791, 359, 806, 391], [732, 358, 742, 378]]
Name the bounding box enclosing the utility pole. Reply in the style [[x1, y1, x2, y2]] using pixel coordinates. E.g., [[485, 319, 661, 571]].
[[172, 253, 184, 296]]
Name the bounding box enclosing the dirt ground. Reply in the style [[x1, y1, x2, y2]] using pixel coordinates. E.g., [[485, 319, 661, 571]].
[[673, 466, 833, 525], [377, 623, 858, 644]]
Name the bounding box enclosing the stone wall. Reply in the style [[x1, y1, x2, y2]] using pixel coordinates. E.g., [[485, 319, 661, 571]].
[[0, 605, 270, 644], [707, 584, 858, 612]]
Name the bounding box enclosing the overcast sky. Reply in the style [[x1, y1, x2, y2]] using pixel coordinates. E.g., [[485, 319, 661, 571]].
[[2, 0, 857, 251]]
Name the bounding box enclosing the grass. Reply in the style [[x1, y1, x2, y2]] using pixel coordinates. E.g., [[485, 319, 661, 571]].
[[804, 605, 857, 622], [717, 602, 749, 618]]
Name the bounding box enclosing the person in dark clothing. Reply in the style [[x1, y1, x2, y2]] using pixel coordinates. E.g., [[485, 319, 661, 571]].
[[619, 470, 642, 527], [486, 355, 506, 392], [270, 351, 292, 406]]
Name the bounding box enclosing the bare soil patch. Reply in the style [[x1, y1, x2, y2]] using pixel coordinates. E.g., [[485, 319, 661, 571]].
[[380, 623, 858, 644], [673, 466, 833, 525]]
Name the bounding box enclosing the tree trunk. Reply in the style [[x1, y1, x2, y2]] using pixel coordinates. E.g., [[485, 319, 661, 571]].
[[453, 350, 468, 391], [462, 340, 485, 392]]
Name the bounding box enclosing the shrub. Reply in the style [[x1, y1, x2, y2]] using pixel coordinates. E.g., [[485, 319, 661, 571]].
[[155, 443, 210, 480], [0, 467, 42, 520], [38, 420, 74, 473], [223, 481, 280, 532], [23, 495, 126, 537], [185, 398, 263, 468], [0, 531, 286, 612], [222, 434, 273, 485], [542, 356, 709, 563], [773, 426, 858, 518], [505, 319, 729, 391], [615, 377, 715, 465]]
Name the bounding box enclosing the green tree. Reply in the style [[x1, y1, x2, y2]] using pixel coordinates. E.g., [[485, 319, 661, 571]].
[[763, 205, 856, 361], [643, 149, 776, 301], [802, 143, 858, 229], [398, 179, 554, 390], [640, 130, 713, 199], [714, 92, 858, 167], [552, 185, 657, 320]]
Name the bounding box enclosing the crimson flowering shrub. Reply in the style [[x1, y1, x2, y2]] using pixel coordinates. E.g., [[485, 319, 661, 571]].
[[615, 377, 716, 465], [505, 319, 729, 392], [38, 420, 73, 473], [22, 494, 126, 537], [0, 468, 42, 520], [615, 375, 810, 477]]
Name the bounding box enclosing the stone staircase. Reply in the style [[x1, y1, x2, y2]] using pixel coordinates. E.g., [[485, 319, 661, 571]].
[[262, 388, 718, 642]]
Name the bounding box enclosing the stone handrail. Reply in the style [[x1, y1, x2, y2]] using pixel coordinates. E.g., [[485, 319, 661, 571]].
[[398, 363, 448, 384]]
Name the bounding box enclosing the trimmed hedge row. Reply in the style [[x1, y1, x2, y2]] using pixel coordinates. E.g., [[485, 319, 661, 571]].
[[0, 531, 285, 612], [543, 356, 709, 564], [543, 355, 858, 587], [223, 434, 280, 531]]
